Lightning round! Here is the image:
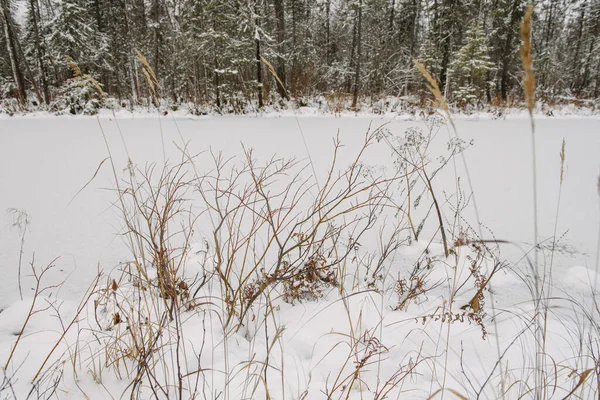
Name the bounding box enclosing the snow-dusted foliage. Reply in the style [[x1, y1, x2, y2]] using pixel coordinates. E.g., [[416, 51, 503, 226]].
[[49, 61, 106, 114], [448, 22, 495, 107], [47, 0, 96, 68], [1, 0, 599, 111], [50, 76, 105, 114]]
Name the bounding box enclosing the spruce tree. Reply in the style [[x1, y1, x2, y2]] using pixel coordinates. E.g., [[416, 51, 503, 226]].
[[448, 21, 495, 107], [48, 0, 96, 71]]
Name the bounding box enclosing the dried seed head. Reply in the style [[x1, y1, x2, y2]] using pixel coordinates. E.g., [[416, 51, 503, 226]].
[[66, 56, 105, 96], [520, 4, 536, 115], [136, 50, 160, 98], [414, 60, 448, 113]]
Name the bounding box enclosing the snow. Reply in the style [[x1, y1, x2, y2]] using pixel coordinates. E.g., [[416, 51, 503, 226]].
[[1, 97, 599, 121], [0, 114, 599, 398]]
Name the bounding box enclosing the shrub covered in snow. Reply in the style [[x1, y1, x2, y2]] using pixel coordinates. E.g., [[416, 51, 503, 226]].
[[50, 75, 107, 115]]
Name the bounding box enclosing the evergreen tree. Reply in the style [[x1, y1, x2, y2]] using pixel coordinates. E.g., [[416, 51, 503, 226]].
[[489, 0, 523, 101], [48, 0, 96, 71], [1, 0, 599, 108], [448, 21, 495, 107]]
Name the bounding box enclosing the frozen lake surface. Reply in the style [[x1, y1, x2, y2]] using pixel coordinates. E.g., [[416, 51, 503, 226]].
[[1, 115, 598, 305]]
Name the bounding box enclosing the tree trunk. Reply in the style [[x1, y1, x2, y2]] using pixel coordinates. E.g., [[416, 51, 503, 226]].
[[409, 0, 420, 57], [255, 0, 263, 108], [256, 31, 263, 108], [128, 58, 138, 104], [544, 0, 553, 49], [439, 34, 451, 92], [151, 0, 161, 89], [500, 0, 522, 101], [389, 0, 395, 34], [437, 0, 453, 93], [29, 0, 49, 103], [594, 56, 600, 98], [579, 37, 596, 94], [14, 30, 43, 104], [273, 0, 289, 100], [347, 17, 357, 93], [1, 0, 27, 106], [122, 7, 139, 104], [291, 0, 297, 48], [573, 0, 586, 91], [351, 0, 362, 109], [214, 57, 220, 109], [325, 0, 330, 65]]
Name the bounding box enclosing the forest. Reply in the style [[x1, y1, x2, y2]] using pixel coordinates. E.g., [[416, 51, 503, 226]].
[[1, 0, 599, 113]]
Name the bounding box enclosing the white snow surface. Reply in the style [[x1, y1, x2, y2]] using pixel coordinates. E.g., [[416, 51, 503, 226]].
[[0, 113, 599, 399]]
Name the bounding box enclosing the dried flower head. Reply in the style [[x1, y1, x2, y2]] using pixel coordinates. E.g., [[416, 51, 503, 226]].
[[414, 60, 448, 113], [520, 4, 536, 115]]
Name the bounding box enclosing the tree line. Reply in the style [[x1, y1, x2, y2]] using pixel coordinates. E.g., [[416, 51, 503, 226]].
[[1, 0, 599, 111]]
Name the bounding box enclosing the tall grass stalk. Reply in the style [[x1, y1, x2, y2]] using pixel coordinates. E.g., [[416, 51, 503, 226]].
[[542, 139, 566, 372], [519, 4, 545, 399], [592, 176, 600, 396]]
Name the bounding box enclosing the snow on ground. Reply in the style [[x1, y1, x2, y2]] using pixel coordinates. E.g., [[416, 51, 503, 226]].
[[1, 100, 599, 121], [0, 114, 599, 399]]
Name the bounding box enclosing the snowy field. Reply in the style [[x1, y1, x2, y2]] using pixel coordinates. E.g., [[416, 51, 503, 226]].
[[0, 114, 599, 399]]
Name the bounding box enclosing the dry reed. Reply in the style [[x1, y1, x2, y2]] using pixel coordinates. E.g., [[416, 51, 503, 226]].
[[520, 4, 535, 115]]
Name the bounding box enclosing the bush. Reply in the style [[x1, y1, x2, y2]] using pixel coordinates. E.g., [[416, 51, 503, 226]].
[[50, 76, 106, 115]]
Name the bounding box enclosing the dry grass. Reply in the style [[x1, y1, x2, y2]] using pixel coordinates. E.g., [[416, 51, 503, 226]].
[[414, 60, 449, 115], [520, 4, 536, 116], [66, 56, 106, 98], [137, 50, 160, 105]]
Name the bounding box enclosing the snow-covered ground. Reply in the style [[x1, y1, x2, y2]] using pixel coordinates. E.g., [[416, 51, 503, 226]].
[[0, 114, 599, 399]]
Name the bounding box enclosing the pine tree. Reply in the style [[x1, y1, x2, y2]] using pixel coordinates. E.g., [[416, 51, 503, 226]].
[[448, 21, 495, 107], [489, 0, 523, 101], [48, 0, 96, 71], [273, 0, 288, 100]]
